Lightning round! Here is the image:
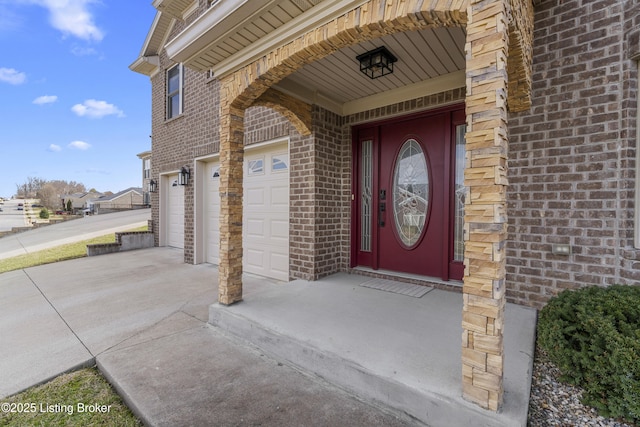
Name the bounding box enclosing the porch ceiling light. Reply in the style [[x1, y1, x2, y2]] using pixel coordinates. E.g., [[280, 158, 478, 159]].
[[356, 46, 397, 79], [178, 166, 190, 186], [148, 179, 158, 193]]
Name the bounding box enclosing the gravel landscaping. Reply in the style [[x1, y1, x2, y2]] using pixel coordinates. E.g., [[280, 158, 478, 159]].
[[528, 347, 637, 427]]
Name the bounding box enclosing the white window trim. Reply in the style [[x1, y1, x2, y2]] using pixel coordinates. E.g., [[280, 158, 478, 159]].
[[271, 152, 289, 173], [247, 157, 265, 176], [167, 64, 183, 119], [144, 159, 151, 179]]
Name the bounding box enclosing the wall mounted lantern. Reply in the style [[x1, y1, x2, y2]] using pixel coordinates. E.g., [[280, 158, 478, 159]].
[[148, 179, 158, 193], [178, 166, 190, 186], [356, 46, 397, 79]]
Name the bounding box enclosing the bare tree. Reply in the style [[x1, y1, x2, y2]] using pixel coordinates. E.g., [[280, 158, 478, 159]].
[[16, 177, 89, 206], [15, 177, 46, 198], [49, 180, 86, 195], [35, 183, 59, 209]]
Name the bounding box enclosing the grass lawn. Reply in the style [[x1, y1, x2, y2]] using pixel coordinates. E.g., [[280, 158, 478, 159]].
[[0, 368, 142, 427], [0, 226, 148, 426], [0, 226, 147, 274]]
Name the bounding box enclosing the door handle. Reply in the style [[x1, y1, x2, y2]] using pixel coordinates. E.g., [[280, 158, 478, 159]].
[[379, 202, 386, 227]]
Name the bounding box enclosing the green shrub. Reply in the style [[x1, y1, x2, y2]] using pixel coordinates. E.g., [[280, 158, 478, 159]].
[[39, 208, 49, 219], [537, 285, 640, 423]]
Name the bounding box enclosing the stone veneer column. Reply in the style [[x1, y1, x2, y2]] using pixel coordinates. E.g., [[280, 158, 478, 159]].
[[462, 0, 510, 411], [218, 95, 245, 305]]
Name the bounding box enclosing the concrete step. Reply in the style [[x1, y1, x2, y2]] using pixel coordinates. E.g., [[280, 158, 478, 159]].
[[209, 274, 536, 427]]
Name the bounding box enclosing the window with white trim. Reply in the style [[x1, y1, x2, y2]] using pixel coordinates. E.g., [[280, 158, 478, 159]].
[[144, 158, 151, 179], [272, 153, 289, 172], [167, 64, 183, 119], [248, 158, 264, 176]]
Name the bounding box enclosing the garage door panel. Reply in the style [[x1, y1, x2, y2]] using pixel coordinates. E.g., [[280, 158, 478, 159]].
[[246, 218, 265, 239], [270, 252, 289, 276], [271, 185, 289, 207], [270, 220, 289, 240], [245, 249, 264, 269], [167, 174, 184, 249], [246, 188, 265, 207]]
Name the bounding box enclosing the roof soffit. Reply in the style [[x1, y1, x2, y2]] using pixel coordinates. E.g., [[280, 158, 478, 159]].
[[153, 0, 196, 20], [165, 0, 365, 75], [130, 11, 174, 76]]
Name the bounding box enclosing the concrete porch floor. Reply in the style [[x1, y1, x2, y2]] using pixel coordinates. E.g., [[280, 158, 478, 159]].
[[210, 273, 537, 427]]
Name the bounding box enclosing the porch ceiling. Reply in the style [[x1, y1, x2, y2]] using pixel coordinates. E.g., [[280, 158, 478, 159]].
[[165, 0, 466, 115], [273, 27, 466, 115]]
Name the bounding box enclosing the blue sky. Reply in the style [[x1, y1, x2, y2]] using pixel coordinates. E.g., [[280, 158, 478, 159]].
[[0, 1, 157, 198]]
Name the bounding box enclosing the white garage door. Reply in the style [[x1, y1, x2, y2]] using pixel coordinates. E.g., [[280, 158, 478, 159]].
[[203, 142, 289, 281], [204, 161, 220, 264], [244, 143, 290, 281], [167, 174, 184, 249]]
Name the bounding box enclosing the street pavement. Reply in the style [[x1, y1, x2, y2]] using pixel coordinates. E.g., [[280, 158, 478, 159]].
[[0, 199, 29, 232], [0, 208, 150, 260]]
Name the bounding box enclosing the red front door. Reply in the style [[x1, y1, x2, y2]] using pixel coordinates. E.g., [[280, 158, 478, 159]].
[[352, 106, 465, 281]]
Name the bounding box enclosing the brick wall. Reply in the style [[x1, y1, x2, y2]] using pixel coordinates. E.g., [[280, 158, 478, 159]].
[[621, 0, 640, 283], [313, 107, 350, 278], [507, 0, 640, 308], [289, 130, 316, 280]]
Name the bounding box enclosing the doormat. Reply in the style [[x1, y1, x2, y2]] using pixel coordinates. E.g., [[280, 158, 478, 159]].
[[360, 278, 433, 298]]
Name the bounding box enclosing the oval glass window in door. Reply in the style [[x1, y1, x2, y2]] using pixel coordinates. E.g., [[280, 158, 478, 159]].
[[392, 139, 429, 247]]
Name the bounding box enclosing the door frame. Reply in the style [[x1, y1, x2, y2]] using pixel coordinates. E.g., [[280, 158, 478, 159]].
[[350, 103, 465, 281]]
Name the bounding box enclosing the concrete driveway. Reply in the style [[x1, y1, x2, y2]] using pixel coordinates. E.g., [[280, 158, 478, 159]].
[[0, 248, 415, 426]]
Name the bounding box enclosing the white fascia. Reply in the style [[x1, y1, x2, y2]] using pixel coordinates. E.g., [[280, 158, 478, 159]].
[[165, 0, 278, 66], [165, 0, 367, 76]]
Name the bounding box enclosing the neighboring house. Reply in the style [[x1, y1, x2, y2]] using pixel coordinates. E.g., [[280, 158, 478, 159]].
[[137, 150, 153, 206], [131, 0, 640, 413], [61, 192, 103, 212], [90, 188, 144, 214]]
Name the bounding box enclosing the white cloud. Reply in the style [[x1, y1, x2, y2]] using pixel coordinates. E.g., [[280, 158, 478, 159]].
[[71, 99, 124, 119], [0, 67, 26, 85], [33, 95, 58, 105], [36, 0, 104, 42], [68, 140, 91, 150], [70, 45, 97, 56], [48, 144, 62, 152]]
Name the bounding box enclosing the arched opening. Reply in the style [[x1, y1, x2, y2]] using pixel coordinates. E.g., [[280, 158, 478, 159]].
[[214, 0, 533, 412]]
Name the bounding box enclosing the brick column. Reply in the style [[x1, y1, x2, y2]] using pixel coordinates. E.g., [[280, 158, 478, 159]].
[[462, 0, 509, 411], [218, 98, 245, 305]]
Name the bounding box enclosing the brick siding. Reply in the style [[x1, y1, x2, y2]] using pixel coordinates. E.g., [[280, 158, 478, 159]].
[[508, 0, 640, 308]]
